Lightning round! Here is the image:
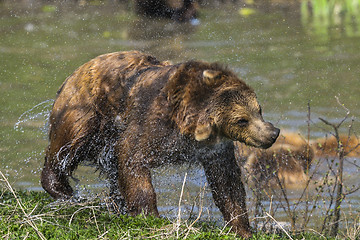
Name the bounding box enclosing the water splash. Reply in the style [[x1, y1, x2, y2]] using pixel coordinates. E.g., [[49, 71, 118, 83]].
[[14, 99, 54, 134]]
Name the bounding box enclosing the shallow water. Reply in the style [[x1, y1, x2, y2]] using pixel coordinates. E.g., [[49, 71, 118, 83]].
[[1, 1, 359, 231]]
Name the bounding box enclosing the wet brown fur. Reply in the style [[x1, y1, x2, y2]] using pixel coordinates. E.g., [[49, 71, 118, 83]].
[[41, 51, 280, 239]]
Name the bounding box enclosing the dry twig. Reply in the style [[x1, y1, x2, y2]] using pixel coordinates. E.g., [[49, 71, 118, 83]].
[[0, 171, 46, 240]]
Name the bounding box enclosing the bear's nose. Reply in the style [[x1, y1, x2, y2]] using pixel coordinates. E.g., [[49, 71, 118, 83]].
[[271, 127, 280, 141]]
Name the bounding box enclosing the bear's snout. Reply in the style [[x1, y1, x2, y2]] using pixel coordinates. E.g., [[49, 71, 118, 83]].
[[260, 122, 280, 148], [271, 127, 280, 141], [267, 123, 280, 141]]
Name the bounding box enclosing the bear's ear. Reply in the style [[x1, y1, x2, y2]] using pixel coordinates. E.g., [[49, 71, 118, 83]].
[[195, 122, 212, 141], [195, 114, 214, 141], [202, 70, 223, 86]]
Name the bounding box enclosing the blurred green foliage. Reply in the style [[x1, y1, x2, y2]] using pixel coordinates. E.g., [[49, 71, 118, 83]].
[[301, 0, 360, 38]]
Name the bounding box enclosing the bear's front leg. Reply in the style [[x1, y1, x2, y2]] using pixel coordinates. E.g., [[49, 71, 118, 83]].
[[117, 163, 159, 217], [201, 143, 252, 239]]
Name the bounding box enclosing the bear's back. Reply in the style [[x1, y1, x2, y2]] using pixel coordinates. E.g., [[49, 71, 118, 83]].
[[52, 51, 171, 120]]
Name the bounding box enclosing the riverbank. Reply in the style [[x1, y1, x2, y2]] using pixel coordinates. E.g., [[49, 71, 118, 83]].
[[0, 190, 338, 239]]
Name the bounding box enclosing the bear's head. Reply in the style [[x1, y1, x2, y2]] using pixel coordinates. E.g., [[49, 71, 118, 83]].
[[193, 69, 280, 149]]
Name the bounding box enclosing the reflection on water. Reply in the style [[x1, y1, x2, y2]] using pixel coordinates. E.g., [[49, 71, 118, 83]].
[[1, 1, 359, 231], [301, 0, 360, 39]]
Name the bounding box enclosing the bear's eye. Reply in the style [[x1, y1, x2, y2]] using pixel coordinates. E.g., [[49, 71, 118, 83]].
[[236, 119, 248, 126]]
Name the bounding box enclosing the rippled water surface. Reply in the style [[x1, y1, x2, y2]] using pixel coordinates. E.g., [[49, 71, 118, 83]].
[[1, 1, 359, 231]]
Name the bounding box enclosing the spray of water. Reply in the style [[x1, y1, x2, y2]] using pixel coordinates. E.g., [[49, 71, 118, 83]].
[[14, 99, 54, 135]]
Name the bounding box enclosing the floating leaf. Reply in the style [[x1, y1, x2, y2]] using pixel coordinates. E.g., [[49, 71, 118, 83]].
[[239, 8, 256, 17]]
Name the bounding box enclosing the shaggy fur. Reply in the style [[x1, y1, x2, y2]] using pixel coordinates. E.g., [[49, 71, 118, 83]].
[[41, 51, 280, 238]]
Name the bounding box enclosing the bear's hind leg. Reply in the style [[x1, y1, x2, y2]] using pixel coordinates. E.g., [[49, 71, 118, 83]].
[[41, 144, 78, 200], [41, 159, 73, 200]]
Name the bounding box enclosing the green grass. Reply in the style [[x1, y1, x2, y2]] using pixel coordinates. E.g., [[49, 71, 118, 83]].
[[0, 190, 237, 239], [0, 190, 334, 240]]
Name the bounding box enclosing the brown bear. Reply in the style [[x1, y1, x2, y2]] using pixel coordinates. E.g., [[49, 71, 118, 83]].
[[235, 132, 314, 188], [41, 51, 279, 238], [313, 135, 360, 158]]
